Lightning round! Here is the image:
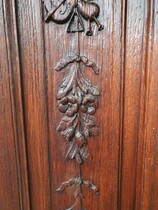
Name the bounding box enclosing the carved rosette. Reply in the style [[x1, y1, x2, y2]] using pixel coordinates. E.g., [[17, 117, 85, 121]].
[[43, 0, 104, 209]]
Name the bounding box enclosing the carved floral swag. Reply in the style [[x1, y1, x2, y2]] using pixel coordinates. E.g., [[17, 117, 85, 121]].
[[43, 0, 104, 209]]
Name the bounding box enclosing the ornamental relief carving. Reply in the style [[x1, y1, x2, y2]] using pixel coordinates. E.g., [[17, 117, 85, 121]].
[[43, 1, 104, 209], [44, 0, 104, 35]]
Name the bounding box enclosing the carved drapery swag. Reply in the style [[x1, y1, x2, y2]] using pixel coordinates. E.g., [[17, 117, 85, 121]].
[[43, 0, 104, 209]]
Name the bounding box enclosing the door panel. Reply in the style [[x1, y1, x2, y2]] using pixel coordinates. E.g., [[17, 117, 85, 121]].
[[0, 0, 158, 210], [16, 0, 123, 209]]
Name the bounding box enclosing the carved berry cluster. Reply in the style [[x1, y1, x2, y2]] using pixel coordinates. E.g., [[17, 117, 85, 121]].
[[59, 92, 98, 117], [56, 55, 100, 164]]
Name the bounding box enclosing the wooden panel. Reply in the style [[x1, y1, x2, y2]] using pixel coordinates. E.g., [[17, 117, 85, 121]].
[[0, 0, 30, 210], [143, 0, 158, 209], [43, 0, 123, 209], [13, 0, 158, 210], [16, 0, 123, 209], [121, 0, 149, 209]]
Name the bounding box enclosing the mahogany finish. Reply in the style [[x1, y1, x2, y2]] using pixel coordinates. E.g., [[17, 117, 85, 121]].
[[0, 0, 158, 210]]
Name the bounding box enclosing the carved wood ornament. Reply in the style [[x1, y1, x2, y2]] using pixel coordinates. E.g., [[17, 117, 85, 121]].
[[43, 0, 104, 209]]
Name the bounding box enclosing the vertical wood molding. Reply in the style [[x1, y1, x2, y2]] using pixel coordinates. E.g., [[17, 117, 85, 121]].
[[0, 0, 30, 209], [15, 0, 52, 209], [121, 0, 147, 208], [120, 1, 158, 210], [142, 0, 158, 209]]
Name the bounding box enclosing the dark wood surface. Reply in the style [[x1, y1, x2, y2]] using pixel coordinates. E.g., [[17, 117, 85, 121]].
[[0, 0, 30, 209], [0, 0, 158, 209]]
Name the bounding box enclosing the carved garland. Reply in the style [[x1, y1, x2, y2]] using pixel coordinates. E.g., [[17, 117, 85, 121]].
[[43, 0, 104, 209]]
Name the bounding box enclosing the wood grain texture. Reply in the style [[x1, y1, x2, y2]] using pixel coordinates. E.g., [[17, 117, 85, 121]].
[[121, 1, 158, 210], [16, 0, 123, 209], [43, 0, 123, 209], [0, 0, 30, 209], [1, 0, 158, 210], [142, 0, 158, 209], [80, 0, 123, 209], [120, 0, 148, 209], [44, 7, 79, 210], [16, 0, 52, 210]]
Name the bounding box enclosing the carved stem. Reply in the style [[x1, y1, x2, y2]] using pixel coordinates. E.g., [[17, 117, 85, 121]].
[[78, 165, 84, 209], [77, 30, 84, 209]]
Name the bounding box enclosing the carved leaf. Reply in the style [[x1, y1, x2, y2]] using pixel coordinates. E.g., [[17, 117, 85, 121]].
[[82, 114, 99, 137], [77, 71, 100, 96], [66, 140, 80, 160], [83, 180, 99, 194], [66, 202, 77, 210], [79, 146, 91, 160], [57, 65, 76, 99], [56, 178, 79, 192], [89, 126, 99, 136], [82, 114, 96, 128], [61, 127, 75, 141], [81, 73, 100, 96], [57, 115, 76, 132], [55, 55, 78, 71], [81, 56, 100, 74]]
